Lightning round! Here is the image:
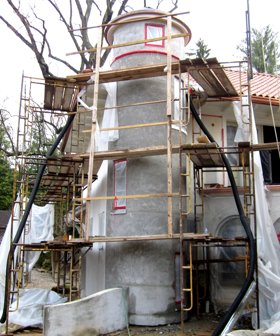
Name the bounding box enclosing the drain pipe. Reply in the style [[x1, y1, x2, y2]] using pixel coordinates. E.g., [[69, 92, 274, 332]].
[[0, 114, 75, 324], [188, 98, 256, 336]]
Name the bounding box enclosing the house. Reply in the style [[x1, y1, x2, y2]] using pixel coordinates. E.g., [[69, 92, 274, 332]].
[[2, 8, 280, 335]]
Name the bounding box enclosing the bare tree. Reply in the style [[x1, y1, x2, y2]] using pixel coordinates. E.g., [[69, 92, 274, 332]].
[[0, 108, 16, 157], [0, 0, 179, 78]]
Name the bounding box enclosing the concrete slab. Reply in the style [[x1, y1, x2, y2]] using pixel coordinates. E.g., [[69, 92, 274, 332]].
[[43, 288, 128, 336]]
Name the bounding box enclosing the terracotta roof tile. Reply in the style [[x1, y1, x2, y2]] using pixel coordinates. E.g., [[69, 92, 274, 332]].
[[226, 70, 280, 101]]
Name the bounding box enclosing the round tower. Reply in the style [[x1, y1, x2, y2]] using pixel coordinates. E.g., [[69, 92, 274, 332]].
[[103, 9, 191, 325]]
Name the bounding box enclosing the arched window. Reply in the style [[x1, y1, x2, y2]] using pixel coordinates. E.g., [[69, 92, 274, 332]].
[[216, 216, 246, 286]]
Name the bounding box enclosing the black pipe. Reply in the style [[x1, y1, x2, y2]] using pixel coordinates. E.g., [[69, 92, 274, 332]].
[[188, 98, 256, 336], [0, 114, 75, 323]]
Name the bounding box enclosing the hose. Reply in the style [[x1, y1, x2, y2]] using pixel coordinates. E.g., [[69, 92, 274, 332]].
[[0, 114, 75, 323], [188, 98, 256, 336]]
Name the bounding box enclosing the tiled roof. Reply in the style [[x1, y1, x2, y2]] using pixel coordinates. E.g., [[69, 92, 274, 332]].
[[226, 70, 280, 105]]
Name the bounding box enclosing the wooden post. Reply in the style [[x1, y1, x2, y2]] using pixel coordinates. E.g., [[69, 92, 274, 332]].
[[166, 16, 173, 237], [85, 27, 102, 240]]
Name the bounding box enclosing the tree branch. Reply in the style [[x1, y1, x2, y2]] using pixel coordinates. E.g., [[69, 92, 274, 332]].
[[169, 0, 178, 12], [0, 109, 16, 156], [92, 1, 102, 16], [4, 0, 53, 77], [48, 0, 89, 69]]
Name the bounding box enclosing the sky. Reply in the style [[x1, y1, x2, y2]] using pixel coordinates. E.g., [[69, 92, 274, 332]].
[[0, 0, 279, 120]]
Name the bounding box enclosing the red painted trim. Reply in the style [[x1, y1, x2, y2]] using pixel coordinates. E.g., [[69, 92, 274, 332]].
[[111, 50, 180, 65], [113, 159, 127, 210], [201, 113, 223, 118], [145, 23, 165, 47]]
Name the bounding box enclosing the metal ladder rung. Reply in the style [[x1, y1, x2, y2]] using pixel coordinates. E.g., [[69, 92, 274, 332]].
[[9, 290, 19, 294], [181, 212, 189, 216], [182, 265, 191, 270], [182, 288, 192, 292]]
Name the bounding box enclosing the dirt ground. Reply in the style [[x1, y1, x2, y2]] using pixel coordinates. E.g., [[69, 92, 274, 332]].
[[2, 269, 239, 336], [10, 318, 218, 336]]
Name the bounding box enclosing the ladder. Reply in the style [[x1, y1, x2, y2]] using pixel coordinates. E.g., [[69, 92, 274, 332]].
[[178, 64, 194, 329], [69, 246, 82, 301]]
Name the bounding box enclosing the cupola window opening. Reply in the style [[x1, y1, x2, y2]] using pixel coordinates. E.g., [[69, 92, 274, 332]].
[[145, 23, 165, 47]]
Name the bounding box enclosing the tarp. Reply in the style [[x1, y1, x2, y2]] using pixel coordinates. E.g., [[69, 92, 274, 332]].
[[232, 99, 280, 331], [0, 200, 66, 328]]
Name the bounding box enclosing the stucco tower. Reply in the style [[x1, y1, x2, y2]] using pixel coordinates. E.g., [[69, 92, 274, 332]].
[[104, 10, 191, 325]]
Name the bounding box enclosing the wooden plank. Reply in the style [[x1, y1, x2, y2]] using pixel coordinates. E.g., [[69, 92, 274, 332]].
[[182, 143, 224, 167], [74, 145, 181, 160], [67, 33, 188, 55], [68, 62, 181, 84], [166, 16, 173, 237], [85, 27, 102, 240], [86, 232, 209, 243], [44, 83, 55, 110], [53, 85, 64, 110], [62, 86, 76, 112], [207, 58, 238, 96], [44, 78, 78, 112], [83, 120, 181, 133], [182, 59, 217, 97], [76, 192, 180, 201], [191, 58, 227, 96]]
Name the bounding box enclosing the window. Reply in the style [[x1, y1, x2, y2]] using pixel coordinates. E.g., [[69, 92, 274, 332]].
[[113, 160, 127, 209], [262, 126, 280, 184], [145, 23, 165, 47]]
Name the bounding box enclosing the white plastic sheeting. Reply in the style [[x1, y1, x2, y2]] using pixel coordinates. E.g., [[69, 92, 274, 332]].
[[6, 288, 67, 328], [77, 74, 118, 152], [232, 99, 280, 332], [99, 81, 119, 143], [0, 200, 66, 328], [24, 202, 54, 271]]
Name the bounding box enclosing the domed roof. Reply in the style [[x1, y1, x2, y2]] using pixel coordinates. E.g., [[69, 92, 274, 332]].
[[104, 9, 191, 46]]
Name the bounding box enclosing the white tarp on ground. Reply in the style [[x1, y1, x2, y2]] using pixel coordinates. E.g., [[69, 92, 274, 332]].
[[232, 99, 280, 333], [0, 200, 66, 328], [6, 288, 66, 328]]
